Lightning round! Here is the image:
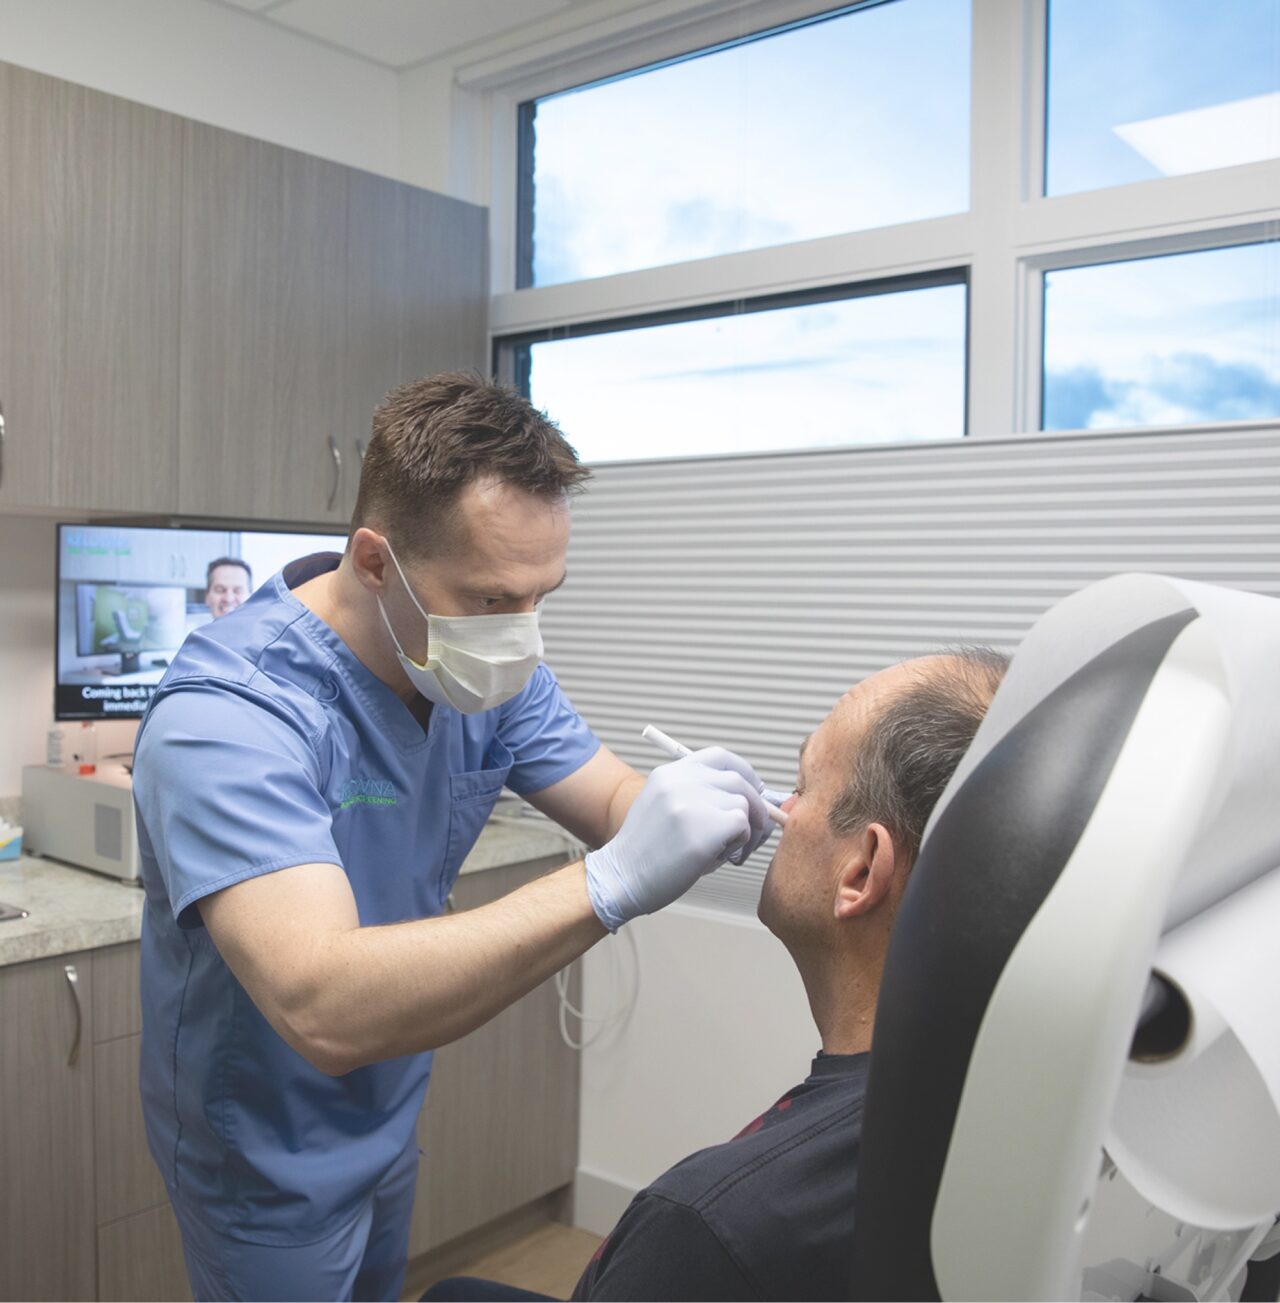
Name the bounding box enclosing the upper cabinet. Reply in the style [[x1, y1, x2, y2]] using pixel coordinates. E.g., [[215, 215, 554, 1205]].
[[345, 171, 488, 517], [0, 65, 182, 515], [0, 61, 488, 525], [0, 61, 56, 510], [178, 124, 350, 524]]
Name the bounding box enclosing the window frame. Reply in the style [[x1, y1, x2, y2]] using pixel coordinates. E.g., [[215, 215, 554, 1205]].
[[458, 0, 1280, 451], [495, 267, 972, 464]]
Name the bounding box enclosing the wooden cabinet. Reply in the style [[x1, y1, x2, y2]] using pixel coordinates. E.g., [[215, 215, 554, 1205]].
[[409, 854, 581, 1256], [0, 64, 182, 515], [0, 852, 574, 1300], [97, 1204, 191, 1303], [345, 171, 489, 518], [91, 943, 191, 1303], [0, 61, 60, 511], [0, 942, 190, 1303], [0, 949, 97, 1302], [0, 59, 487, 525], [178, 123, 350, 524], [56, 83, 183, 513]]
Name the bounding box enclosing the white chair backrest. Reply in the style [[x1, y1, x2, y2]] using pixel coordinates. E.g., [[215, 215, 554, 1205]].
[[850, 575, 1280, 1301]]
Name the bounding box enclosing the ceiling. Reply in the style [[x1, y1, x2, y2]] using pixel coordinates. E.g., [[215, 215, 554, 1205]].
[[210, 0, 612, 71]]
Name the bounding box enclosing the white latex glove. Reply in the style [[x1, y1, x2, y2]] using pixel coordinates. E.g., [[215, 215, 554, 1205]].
[[585, 747, 771, 932], [724, 784, 794, 864]]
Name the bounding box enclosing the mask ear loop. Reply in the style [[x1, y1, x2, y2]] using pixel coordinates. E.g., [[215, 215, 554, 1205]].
[[384, 540, 433, 620]]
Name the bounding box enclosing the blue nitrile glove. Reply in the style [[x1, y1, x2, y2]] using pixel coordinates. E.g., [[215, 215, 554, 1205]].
[[585, 748, 771, 931]]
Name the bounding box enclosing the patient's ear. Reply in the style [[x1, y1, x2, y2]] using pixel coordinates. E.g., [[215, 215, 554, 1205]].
[[833, 822, 899, 921]]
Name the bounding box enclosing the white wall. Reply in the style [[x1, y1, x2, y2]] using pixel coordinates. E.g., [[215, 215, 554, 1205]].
[[573, 901, 817, 1235], [0, 0, 401, 179], [0, 516, 137, 796]]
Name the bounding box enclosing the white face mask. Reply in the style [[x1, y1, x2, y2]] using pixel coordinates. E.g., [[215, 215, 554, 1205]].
[[376, 542, 544, 714]]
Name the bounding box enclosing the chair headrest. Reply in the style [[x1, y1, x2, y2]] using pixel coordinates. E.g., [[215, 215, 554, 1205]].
[[851, 573, 1280, 1299]]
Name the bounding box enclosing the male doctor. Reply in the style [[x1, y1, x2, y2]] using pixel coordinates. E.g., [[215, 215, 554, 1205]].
[[132, 374, 773, 1302]]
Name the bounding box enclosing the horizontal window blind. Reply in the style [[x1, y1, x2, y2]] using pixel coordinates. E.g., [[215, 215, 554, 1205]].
[[539, 426, 1280, 914]]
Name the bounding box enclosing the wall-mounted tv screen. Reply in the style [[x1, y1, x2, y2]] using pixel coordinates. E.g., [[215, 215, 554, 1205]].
[[56, 523, 348, 721]]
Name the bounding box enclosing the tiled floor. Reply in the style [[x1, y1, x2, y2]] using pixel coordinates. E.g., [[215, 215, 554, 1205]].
[[404, 1223, 602, 1302]]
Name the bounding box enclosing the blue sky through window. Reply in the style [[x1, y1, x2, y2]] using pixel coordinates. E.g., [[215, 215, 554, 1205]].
[[1046, 0, 1280, 195], [528, 0, 970, 286], [1043, 243, 1280, 430], [528, 283, 967, 462]]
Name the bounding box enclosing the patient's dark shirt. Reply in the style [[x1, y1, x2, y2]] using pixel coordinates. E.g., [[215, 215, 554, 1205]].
[[572, 1051, 868, 1302]]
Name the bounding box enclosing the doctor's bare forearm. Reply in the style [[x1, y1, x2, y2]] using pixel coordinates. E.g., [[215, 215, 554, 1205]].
[[290, 860, 606, 1074], [197, 857, 605, 1075], [521, 745, 644, 848], [605, 771, 645, 840]]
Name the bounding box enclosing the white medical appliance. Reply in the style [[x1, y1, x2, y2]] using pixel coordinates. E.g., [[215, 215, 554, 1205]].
[[849, 574, 1280, 1301], [21, 762, 140, 883]]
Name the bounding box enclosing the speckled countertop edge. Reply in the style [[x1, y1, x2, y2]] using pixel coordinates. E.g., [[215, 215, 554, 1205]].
[[0, 817, 582, 969]]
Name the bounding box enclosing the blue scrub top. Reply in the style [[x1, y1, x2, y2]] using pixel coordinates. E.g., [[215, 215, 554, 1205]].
[[132, 554, 600, 1246]]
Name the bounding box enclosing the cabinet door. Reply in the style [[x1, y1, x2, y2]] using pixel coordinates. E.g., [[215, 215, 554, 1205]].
[[409, 855, 579, 1255], [179, 123, 350, 524], [0, 64, 182, 515], [0, 950, 97, 1301], [345, 171, 488, 517], [54, 83, 182, 512], [95, 1035, 168, 1222], [98, 1202, 192, 1303], [0, 61, 59, 510]]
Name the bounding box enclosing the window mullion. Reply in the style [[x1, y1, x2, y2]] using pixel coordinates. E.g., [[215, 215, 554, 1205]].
[[967, 0, 1035, 438]]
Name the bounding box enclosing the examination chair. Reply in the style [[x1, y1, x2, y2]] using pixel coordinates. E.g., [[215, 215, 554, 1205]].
[[850, 573, 1280, 1302]]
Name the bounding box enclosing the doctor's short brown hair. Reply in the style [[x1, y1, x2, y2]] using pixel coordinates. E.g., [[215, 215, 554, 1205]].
[[351, 372, 590, 558]]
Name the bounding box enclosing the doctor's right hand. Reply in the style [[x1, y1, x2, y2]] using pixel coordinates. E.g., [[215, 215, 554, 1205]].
[[584, 749, 770, 932]]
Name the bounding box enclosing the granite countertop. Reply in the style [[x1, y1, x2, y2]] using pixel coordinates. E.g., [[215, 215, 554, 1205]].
[[0, 815, 582, 969]]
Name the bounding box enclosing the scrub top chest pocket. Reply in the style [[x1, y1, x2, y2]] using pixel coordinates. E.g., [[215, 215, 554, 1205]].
[[443, 736, 515, 887]]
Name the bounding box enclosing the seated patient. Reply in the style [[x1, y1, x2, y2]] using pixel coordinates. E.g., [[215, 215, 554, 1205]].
[[426, 647, 1007, 1303]]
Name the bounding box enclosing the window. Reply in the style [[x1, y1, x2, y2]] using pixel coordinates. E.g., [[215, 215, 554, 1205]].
[[491, 0, 1280, 453], [1045, 0, 1280, 196], [1042, 241, 1280, 431], [477, 0, 1280, 917], [522, 278, 966, 461], [521, 0, 970, 287]]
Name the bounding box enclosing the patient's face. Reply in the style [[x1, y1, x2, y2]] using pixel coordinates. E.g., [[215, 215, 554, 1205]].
[[758, 661, 920, 942]]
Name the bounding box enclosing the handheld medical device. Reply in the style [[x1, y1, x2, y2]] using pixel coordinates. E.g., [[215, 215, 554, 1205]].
[[640, 724, 788, 825]]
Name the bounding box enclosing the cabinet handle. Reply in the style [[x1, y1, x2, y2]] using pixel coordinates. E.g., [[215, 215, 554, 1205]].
[[64, 964, 82, 1067], [356, 439, 366, 463], [327, 436, 342, 511], [0, 397, 6, 491]]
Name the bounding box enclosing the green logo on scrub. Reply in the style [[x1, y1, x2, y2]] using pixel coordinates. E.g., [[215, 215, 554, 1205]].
[[338, 778, 398, 809]]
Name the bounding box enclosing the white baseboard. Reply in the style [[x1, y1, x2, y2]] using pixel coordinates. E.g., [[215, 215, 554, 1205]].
[[570, 1166, 640, 1238]]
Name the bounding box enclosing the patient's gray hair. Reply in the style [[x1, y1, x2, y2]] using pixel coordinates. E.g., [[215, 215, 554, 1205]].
[[828, 646, 1009, 863]]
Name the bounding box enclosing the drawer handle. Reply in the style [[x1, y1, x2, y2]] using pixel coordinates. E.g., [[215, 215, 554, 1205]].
[[327, 435, 343, 511], [64, 963, 82, 1067], [0, 397, 6, 491]]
